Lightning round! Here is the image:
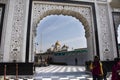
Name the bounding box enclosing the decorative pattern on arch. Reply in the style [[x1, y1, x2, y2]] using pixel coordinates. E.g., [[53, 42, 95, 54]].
[[30, 1, 96, 61], [37, 9, 90, 37], [32, 1, 93, 38]]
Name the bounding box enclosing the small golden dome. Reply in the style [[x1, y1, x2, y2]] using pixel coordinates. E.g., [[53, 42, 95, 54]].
[[55, 41, 61, 46]]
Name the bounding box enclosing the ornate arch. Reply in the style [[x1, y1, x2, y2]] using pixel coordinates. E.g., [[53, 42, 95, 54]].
[[32, 2, 92, 38], [30, 1, 95, 62]]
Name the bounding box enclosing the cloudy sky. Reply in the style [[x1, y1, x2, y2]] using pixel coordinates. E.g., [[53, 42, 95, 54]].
[[35, 15, 120, 53], [35, 15, 87, 53]]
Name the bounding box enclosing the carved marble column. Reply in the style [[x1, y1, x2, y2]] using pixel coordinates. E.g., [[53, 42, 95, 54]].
[[2, 0, 29, 62], [96, 2, 115, 60]]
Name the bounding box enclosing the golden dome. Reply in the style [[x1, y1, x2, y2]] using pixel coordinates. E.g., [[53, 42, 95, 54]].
[[55, 41, 61, 46]]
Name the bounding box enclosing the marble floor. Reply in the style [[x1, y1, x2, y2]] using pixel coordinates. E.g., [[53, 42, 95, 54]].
[[1, 65, 111, 80]]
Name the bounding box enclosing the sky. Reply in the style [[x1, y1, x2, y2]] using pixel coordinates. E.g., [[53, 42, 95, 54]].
[[35, 15, 87, 53]]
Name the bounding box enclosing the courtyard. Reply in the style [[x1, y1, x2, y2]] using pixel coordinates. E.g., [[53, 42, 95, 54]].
[[1, 65, 112, 80]]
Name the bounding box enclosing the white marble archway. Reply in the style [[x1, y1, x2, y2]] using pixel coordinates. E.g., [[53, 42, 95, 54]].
[[30, 1, 96, 62], [0, 0, 119, 62]]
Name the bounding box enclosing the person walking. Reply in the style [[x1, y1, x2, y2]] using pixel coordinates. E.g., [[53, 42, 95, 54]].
[[90, 56, 103, 80], [102, 64, 107, 80], [75, 58, 78, 65]]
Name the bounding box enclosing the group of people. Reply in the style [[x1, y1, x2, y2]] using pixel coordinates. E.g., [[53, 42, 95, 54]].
[[90, 56, 120, 80], [36, 55, 53, 66]]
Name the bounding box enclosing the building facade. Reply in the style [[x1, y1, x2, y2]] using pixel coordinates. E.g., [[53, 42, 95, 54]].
[[0, 0, 120, 62]]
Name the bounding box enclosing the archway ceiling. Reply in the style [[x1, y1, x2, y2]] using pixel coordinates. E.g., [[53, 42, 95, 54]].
[[110, 0, 120, 8]]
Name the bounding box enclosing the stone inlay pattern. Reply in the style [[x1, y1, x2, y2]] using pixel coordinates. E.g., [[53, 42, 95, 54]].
[[9, 0, 26, 62], [98, 4, 113, 60], [32, 1, 93, 37]]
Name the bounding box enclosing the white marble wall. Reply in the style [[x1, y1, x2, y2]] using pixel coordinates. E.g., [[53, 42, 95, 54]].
[[95, 1, 118, 60], [0, 0, 29, 62], [0, 0, 119, 62]]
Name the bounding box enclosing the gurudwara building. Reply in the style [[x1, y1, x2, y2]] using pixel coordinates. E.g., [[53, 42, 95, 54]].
[[0, 0, 120, 64]]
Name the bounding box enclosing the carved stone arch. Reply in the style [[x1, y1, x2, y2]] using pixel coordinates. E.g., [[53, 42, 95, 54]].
[[36, 9, 90, 37], [30, 1, 95, 62]]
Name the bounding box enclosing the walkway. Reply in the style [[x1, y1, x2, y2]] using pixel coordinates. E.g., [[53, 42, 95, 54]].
[[1, 65, 112, 80], [34, 65, 92, 80]]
